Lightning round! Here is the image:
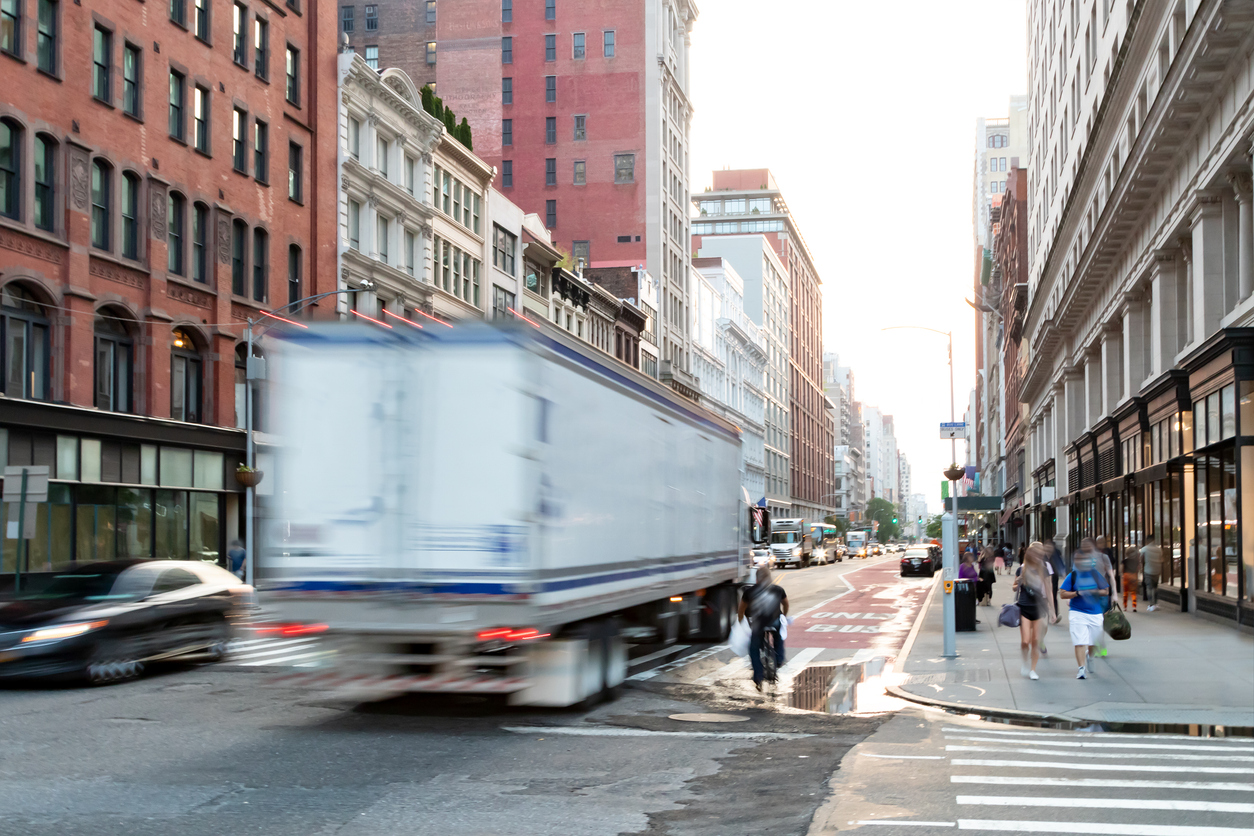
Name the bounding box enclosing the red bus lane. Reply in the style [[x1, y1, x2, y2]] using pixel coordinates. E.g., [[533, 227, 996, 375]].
[[789, 560, 934, 656]]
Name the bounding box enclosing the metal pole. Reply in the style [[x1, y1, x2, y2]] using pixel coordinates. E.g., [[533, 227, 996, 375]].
[[14, 468, 27, 595], [943, 330, 958, 658], [245, 320, 255, 588]]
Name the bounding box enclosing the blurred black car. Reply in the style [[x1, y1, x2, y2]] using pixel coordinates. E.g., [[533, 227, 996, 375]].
[[900, 546, 939, 577], [0, 559, 254, 684]]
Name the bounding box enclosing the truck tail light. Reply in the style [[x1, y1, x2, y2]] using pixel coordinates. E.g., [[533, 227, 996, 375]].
[[477, 627, 550, 642]]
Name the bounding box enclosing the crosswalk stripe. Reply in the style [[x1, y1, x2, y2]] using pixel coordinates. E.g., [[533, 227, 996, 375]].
[[946, 745, 1253, 762], [954, 819, 1254, 836], [942, 727, 1251, 744], [238, 650, 329, 667], [776, 646, 825, 678], [230, 642, 323, 661], [950, 759, 1254, 775], [629, 644, 727, 681], [629, 644, 690, 667], [951, 776, 1254, 792], [955, 796, 1254, 814], [857, 821, 956, 827], [943, 735, 1254, 753]]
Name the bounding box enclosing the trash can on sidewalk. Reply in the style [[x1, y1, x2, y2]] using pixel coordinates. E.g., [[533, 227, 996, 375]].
[[954, 579, 978, 632]]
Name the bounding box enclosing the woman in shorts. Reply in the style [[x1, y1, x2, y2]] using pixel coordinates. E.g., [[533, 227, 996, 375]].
[[1012, 542, 1057, 680]]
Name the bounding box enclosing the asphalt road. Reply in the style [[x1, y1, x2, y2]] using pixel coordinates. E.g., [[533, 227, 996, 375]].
[[0, 557, 895, 836]]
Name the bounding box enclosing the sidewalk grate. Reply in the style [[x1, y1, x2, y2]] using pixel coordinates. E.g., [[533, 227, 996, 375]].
[[903, 670, 992, 685]]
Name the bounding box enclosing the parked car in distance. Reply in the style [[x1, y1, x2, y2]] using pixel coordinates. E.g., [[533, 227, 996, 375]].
[[0, 559, 253, 685], [900, 546, 939, 577]]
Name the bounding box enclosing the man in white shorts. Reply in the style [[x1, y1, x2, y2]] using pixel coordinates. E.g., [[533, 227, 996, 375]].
[[1059, 542, 1111, 680]]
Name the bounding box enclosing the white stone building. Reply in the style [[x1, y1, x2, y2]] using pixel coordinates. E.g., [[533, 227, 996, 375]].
[[692, 257, 769, 504]]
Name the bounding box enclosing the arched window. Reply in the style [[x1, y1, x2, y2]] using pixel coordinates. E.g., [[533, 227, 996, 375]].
[[251, 227, 268, 302], [94, 311, 133, 413], [170, 327, 202, 422], [121, 172, 140, 259], [0, 118, 21, 220], [167, 191, 186, 275], [192, 202, 209, 282], [231, 219, 247, 296], [90, 159, 111, 250], [287, 244, 301, 308], [33, 134, 55, 231], [1, 284, 50, 400]]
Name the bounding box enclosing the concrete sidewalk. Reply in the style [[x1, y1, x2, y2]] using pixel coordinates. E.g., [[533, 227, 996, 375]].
[[890, 568, 1254, 727]]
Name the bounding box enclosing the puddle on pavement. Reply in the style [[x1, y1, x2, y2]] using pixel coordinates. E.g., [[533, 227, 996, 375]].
[[943, 711, 1253, 738]]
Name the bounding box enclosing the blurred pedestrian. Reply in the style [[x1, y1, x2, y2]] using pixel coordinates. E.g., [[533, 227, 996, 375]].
[[1060, 541, 1111, 679], [960, 551, 979, 582], [1121, 544, 1142, 612], [977, 547, 996, 606], [1047, 541, 1066, 614], [1141, 537, 1164, 611], [228, 539, 246, 580], [994, 544, 1006, 575], [1013, 542, 1058, 680], [1090, 536, 1120, 658]]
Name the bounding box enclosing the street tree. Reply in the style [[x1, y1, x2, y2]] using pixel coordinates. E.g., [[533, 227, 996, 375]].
[[926, 514, 944, 539], [823, 516, 850, 537], [866, 498, 901, 542]]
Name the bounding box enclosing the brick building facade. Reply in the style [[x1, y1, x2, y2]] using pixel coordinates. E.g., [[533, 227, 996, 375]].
[[0, 0, 337, 581]]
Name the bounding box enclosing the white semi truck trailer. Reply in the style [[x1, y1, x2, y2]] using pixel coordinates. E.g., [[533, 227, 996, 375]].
[[260, 321, 748, 706]]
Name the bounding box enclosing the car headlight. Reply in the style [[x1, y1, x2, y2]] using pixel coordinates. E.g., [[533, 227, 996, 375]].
[[21, 620, 108, 644], [792, 546, 801, 556]]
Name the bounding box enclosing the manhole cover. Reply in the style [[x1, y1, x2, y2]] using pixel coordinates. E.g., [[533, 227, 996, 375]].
[[668, 713, 751, 723]]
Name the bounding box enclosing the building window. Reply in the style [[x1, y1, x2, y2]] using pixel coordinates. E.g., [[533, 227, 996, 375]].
[[364, 3, 376, 29], [502, 76, 512, 105], [573, 114, 586, 140], [1, 286, 48, 400], [492, 224, 516, 275], [253, 120, 268, 182], [232, 107, 247, 172], [194, 0, 209, 40], [253, 17, 268, 80], [501, 36, 511, 64], [92, 26, 112, 102], [544, 0, 554, 19], [347, 199, 360, 250], [376, 213, 388, 263], [545, 199, 555, 228], [285, 45, 299, 104], [94, 314, 132, 413], [121, 172, 139, 258], [544, 33, 555, 61], [90, 159, 110, 249], [192, 85, 209, 152], [500, 0, 509, 22], [404, 154, 415, 194], [0, 120, 17, 220], [473, 193, 480, 233], [365, 45, 378, 69], [32, 134, 54, 231], [170, 329, 201, 423], [192, 202, 208, 282], [502, 159, 512, 188], [614, 153, 633, 183], [170, 0, 186, 26], [545, 74, 556, 102], [167, 191, 185, 275], [572, 32, 584, 59], [231, 219, 246, 294], [502, 118, 512, 146], [1, 0, 20, 56], [341, 5, 353, 32], [425, 41, 435, 64], [123, 45, 141, 117], [492, 286, 515, 319], [348, 117, 360, 159], [603, 29, 614, 57], [288, 244, 301, 307], [404, 229, 414, 276], [545, 157, 556, 186], [287, 141, 302, 202], [36, 0, 56, 74], [425, 0, 435, 24], [168, 70, 186, 140], [232, 2, 247, 65], [545, 116, 555, 144], [572, 240, 588, 268], [252, 227, 267, 301], [573, 159, 585, 185]]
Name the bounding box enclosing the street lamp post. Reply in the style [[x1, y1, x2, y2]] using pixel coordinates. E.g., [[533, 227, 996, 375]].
[[882, 325, 959, 657]]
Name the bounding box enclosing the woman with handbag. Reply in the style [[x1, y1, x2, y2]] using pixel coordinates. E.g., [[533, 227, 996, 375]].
[[1012, 542, 1058, 680]]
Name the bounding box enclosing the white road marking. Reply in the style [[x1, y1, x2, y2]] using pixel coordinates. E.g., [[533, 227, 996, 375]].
[[629, 644, 727, 681], [950, 759, 1254, 775], [951, 776, 1254, 792], [230, 644, 322, 662], [943, 735, 1254, 753], [629, 644, 691, 666], [946, 745, 1253, 762], [942, 727, 1252, 744], [856, 821, 956, 827], [238, 650, 329, 667], [501, 725, 812, 740], [861, 753, 947, 760], [956, 796, 1254, 814], [776, 646, 825, 677], [955, 820, 1254, 836]]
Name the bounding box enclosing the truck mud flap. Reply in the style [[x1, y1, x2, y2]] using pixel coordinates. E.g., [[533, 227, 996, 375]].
[[267, 671, 531, 698]]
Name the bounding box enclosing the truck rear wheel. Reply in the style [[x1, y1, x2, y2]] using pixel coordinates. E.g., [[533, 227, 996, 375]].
[[697, 586, 734, 641]]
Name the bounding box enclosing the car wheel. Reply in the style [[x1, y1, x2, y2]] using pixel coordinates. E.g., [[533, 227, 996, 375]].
[[86, 638, 145, 685], [203, 617, 232, 663]]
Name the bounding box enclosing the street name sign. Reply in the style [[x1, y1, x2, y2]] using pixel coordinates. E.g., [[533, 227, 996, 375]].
[[939, 422, 966, 439]]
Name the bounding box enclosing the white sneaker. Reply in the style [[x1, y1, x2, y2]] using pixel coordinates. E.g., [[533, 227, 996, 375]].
[[1147, 605, 1157, 612], [1029, 670, 1040, 680], [1021, 664, 1031, 677], [1076, 666, 1087, 680]]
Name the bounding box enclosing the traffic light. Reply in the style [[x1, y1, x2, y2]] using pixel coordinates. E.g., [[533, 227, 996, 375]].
[[892, 517, 898, 524]]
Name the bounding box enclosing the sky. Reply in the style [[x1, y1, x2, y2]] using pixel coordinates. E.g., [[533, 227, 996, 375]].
[[688, 0, 1029, 515]]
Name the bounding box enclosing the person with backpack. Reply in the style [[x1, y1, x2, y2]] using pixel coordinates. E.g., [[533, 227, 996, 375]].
[[1012, 542, 1058, 679], [737, 568, 789, 692], [1059, 538, 1111, 680]]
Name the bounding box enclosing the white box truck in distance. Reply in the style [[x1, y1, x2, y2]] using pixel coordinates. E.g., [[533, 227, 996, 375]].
[[262, 322, 747, 706]]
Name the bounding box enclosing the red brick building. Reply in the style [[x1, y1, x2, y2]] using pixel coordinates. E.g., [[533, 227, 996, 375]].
[[996, 165, 1029, 535], [343, 0, 698, 389], [0, 0, 338, 580]]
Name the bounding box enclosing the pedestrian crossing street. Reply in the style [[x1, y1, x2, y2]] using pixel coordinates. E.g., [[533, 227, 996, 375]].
[[224, 635, 331, 667], [854, 724, 1254, 835]]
